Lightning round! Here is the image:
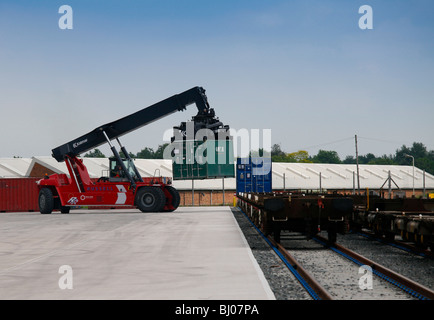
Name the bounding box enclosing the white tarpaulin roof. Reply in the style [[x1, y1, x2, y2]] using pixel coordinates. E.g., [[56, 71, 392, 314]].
[[271, 162, 434, 191], [0, 158, 32, 178], [1, 157, 433, 191]]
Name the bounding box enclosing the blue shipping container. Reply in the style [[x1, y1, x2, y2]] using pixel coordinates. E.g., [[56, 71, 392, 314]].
[[236, 157, 272, 194]]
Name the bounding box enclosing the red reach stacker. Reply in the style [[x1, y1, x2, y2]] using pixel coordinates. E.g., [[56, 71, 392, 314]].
[[37, 87, 230, 214]]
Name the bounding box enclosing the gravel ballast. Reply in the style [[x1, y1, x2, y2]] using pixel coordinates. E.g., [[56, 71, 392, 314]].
[[231, 207, 312, 300], [231, 207, 432, 300]]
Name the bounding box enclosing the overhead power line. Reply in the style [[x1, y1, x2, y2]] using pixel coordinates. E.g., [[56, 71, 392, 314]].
[[291, 137, 354, 152]]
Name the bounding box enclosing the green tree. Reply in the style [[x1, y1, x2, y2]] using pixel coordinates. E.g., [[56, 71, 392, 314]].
[[394, 144, 412, 165], [287, 150, 311, 163], [410, 142, 428, 159], [271, 154, 287, 162], [271, 144, 285, 158], [271, 144, 311, 162], [393, 142, 434, 174], [119, 151, 136, 159], [311, 150, 341, 164], [260, 141, 434, 175], [368, 154, 395, 165], [136, 147, 155, 159], [359, 153, 376, 164], [154, 143, 169, 159], [84, 148, 105, 158], [343, 155, 356, 164], [414, 157, 434, 175]]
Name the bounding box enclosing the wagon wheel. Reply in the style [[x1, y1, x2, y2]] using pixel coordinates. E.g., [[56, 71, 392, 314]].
[[415, 233, 428, 249]]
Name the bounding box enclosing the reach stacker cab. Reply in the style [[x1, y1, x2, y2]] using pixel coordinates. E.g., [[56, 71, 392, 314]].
[[37, 87, 232, 214]]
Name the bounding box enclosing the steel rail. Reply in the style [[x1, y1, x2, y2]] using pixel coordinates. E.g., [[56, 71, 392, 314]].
[[267, 236, 334, 300], [356, 231, 433, 259], [314, 235, 434, 300], [236, 206, 332, 300]]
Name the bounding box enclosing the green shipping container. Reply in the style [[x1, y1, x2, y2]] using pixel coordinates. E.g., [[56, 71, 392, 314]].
[[172, 140, 235, 180]]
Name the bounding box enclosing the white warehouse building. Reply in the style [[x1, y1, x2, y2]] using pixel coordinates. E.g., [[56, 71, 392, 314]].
[[1, 157, 433, 198]]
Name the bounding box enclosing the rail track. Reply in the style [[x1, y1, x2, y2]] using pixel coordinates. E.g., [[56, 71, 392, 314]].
[[355, 230, 433, 259], [234, 206, 434, 300], [313, 234, 434, 300]]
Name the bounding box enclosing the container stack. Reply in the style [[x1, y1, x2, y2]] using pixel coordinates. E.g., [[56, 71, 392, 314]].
[[236, 157, 272, 194], [171, 107, 235, 180]]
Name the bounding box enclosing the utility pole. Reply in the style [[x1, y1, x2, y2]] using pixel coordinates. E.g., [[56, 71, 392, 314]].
[[192, 179, 194, 206], [404, 154, 415, 197], [388, 171, 392, 199], [319, 172, 322, 193], [423, 170, 426, 198], [355, 135, 360, 194], [352, 171, 355, 195], [222, 177, 225, 205]]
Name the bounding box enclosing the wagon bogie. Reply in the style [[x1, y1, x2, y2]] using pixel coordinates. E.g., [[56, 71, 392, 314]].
[[237, 192, 353, 243]]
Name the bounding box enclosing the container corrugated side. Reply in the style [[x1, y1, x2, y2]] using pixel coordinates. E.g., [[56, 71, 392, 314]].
[[236, 157, 272, 194], [0, 178, 40, 212], [172, 140, 235, 180]]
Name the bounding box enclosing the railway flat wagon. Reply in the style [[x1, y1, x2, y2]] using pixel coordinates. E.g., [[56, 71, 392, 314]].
[[351, 196, 434, 249], [237, 192, 353, 243]]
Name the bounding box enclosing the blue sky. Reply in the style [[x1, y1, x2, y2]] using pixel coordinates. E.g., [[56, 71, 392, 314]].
[[1, 0, 433, 160]]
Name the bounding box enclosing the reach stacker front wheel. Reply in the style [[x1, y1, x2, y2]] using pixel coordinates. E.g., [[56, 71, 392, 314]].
[[39, 188, 54, 214], [135, 186, 166, 212], [164, 186, 180, 212]]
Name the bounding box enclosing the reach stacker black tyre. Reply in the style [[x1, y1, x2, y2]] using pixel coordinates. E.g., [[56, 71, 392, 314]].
[[39, 188, 54, 214], [135, 186, 166, 212], [165, 186, 180, 212]]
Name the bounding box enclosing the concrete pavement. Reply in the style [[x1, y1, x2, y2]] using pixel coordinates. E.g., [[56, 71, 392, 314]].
[[0, 207, 275, 300]]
